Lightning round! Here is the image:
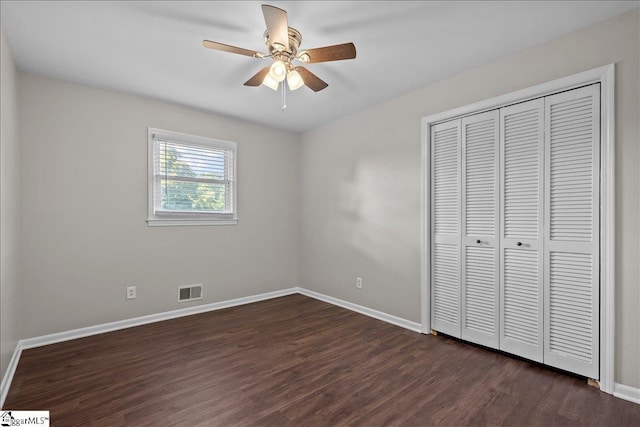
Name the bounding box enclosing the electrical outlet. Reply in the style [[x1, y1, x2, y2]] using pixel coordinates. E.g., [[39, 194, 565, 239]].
[[126, 286, 136, 300], [356, 277, 363, 289]]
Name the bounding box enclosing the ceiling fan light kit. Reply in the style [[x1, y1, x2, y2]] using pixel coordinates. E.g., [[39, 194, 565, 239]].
[[262, 73, 280, 91], [268, 58, 287, 82], [286, 69, 304, 91], [202, 4, 356, 106]]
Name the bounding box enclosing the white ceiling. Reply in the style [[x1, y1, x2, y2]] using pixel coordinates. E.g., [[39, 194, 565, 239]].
[[1, 1, 637, 133]]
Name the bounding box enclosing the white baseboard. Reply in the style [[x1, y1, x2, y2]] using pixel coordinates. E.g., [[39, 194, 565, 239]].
[[298, 288, 422, 333], [614, 382, 640, 405], [19, 288, 299, 350], [0, 344, 22, 409]]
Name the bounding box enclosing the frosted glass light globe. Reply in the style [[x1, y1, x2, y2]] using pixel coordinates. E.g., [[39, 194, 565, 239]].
[[287, 69, 303, 90], [262, 73, 279, 90], [269, 60, 287, 82]]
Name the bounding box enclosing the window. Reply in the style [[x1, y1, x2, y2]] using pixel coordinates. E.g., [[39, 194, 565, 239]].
[[147, 128, 237, 226]]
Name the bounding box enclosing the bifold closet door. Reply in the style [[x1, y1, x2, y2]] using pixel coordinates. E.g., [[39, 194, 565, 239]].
[[431, 119, 461, 338], [461, 111, 499, 348], [544, 84, 600, 378], [499, 99, 544, 362]]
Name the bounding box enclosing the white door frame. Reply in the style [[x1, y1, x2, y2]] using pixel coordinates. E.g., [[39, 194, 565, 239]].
[[421, 64, 615, 394]]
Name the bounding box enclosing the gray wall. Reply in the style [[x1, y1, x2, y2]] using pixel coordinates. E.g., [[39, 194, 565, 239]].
[[300, 9, 639, 388], [0, 27, 21, 378], [18, 73, 300, 338]]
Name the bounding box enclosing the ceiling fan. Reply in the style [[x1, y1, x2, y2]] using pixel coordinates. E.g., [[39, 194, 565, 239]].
[[202, 4, 356, 93]]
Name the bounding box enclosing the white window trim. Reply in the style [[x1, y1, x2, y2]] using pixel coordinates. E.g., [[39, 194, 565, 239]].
[[147, 127, 238, 226], [421, 64, 615, 393]]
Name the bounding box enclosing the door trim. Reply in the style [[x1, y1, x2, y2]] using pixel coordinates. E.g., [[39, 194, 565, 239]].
[[421, 64, 615, 394]]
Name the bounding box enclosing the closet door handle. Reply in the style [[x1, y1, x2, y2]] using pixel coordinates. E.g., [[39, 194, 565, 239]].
[[476, 240, 481, 244], [517, 242, 523, 246]]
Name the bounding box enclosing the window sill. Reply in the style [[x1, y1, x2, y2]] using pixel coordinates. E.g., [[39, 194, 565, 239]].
[[147, 218, 238, 227]]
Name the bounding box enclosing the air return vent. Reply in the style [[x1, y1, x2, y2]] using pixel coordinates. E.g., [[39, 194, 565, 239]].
[[178, 284, 203, 302]]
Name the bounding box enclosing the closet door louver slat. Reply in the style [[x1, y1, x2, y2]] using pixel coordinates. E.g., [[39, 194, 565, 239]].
[[433, 244, 460, 326], [544, 85, 600, 379], [461, 111, 500, 348], [431, 120, 461, 337], [503, 249, 540, 346], [499, 99, 544, 362]]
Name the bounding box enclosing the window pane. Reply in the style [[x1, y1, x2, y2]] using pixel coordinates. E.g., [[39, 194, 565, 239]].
[[159, 144, 227, 180], [160, 179, 227, 212]]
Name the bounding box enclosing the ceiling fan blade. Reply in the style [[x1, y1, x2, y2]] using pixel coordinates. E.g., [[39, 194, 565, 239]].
[[298, 43, 356, 63], [202, 40, 264, 58], [243, 67, 271, 86], [296, 66, 328, 92], [261, 5, 289, 51]]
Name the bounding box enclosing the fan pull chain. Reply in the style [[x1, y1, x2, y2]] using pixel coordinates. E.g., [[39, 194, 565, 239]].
[[281, 82, 287, 111]]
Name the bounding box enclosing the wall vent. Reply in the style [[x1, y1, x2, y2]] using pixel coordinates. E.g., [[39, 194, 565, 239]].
[[178, 284, 203, 302]]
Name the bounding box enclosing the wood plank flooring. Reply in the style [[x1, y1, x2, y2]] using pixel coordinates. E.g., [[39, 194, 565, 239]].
[[4, 294, 639, 426]]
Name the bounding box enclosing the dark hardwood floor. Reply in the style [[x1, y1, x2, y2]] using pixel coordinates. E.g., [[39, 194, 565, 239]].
[[4, 294, 639, 426]]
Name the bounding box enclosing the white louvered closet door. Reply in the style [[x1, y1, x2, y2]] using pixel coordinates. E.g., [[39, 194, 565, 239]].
[[431, 119, 462, 338], [543, 85, 600, 378], [499, 99, 545, 362], [461, 111, 500, 349]]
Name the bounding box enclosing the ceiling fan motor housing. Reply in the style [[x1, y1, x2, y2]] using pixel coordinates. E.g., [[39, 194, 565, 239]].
[[264, 27, 302, 57]]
